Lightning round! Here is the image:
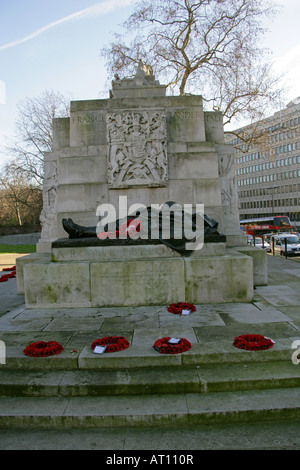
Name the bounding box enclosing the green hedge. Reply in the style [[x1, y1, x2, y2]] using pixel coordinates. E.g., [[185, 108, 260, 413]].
[[0, 245, 36, 254]]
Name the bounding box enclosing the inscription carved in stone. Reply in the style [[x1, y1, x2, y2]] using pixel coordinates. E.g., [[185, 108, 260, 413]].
[[107, 109, 168, 188]]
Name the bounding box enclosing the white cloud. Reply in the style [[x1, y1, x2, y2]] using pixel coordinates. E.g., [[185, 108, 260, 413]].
[[0, 80, 6, 104], [273, 43, 300, 100], [0, 0, 136, 52], [274, 43, 300, 71]]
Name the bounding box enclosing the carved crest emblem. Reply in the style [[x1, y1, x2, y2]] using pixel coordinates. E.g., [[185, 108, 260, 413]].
[[107, 110, 168, 188]]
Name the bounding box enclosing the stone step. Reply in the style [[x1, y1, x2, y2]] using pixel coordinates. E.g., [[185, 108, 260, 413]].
[[2, 420, 300, 450], [0, 387, 300, 429], [4, 338, 293, 370], [1, 361, 299, 397]]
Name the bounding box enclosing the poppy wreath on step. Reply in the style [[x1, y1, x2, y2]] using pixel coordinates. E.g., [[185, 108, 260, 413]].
[[233, 334, 274, 351], [0, 266, 16, 282], [91, 336, 130, 353], [167, 302, 196, 315], [153, 337, 191, 354], [24, 341, 63, 357]]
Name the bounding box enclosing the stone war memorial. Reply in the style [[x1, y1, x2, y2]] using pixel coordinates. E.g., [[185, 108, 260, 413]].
[[17, 63, 267, 308]]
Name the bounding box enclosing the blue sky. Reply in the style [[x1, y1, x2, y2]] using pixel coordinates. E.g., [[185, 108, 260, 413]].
[[0, 0, 300, 164], [0, 0, 137, 162]]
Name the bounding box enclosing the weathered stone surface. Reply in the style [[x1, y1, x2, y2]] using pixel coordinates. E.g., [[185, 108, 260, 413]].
[[70, 110, 107, 147], [16, 253, 50, 294], [51, 243, 226, 262], [204, 111, 224, 144], [23, 261, 91, 308], [235, 246, 268, 286], [185, 253, 253, 303], [167, 105, 206, 143], [90, 258, 185, 307], [21, 246, 253, 308]]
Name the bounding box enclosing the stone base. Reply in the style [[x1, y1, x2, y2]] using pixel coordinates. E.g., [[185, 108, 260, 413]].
[[234, 246, 268, 286], [16, 253, 51, 294], [20, 244, 254, 308], [36, 240, 53, 254], [51, 242, 226, 262]]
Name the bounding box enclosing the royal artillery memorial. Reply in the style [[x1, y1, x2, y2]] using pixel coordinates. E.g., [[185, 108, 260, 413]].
[[17, 64, 267, 308]]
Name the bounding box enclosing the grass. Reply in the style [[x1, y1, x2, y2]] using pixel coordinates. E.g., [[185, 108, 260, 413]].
[[0, 245, 36, 254]]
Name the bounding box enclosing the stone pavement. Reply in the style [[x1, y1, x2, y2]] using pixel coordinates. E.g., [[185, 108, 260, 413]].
[[0, 252, 300, 450], [0, 254, 27, 318]]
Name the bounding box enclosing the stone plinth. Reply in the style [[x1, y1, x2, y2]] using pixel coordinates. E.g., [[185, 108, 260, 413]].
[[51, 243, 226, 262], [21, 244, 253, 308], [234, 246, 268, 286]]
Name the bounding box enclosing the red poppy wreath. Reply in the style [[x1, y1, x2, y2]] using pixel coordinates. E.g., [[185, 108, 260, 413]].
[[2, 266, 16, 272], [91, 336, 130, 353], [233, 334, 274, 351], [24, 341, 63, 357], [153, 337, 191, 354], [0, 266, 16, 282], [167, 302, 196, 315]]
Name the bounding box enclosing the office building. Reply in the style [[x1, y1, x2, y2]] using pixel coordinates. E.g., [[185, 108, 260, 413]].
[[225, 98, 300, 228]]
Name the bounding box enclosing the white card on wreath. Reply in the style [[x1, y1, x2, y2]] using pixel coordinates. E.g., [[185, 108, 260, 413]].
[[168, 338, 181, 344], [182, 309, 191, 315], [264, 336, 276, 344], [93, 345, 106, 354]]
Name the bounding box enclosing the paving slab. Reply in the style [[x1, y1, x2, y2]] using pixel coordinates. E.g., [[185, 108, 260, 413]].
[[193, 322, 299, 343], [43, 318, 105, 331], [255, 284, 300, 307]]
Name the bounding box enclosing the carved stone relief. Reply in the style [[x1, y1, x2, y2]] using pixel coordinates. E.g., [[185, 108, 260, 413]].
[[107, 110, 168, 188], [39, 159, 58, 241], [219, 153, 238, 214], [218, 152, 240, 234]]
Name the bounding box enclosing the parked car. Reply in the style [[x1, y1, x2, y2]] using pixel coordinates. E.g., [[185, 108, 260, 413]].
[[272, 234, 300, 256], [246, 234, 253, 246], [292, 232, 300, 240], [252, 237, 271, 251]]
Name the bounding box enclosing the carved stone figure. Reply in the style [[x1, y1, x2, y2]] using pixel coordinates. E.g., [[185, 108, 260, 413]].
[[39, 160, 58, 242], [61, 203, 225, 256]]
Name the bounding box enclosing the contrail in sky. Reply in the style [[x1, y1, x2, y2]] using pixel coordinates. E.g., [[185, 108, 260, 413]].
[[0, 0, 136, 52]]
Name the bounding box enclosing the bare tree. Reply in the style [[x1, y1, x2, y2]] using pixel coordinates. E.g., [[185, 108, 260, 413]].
[[0, 161, 42, 226], [101, 0, 283, 125], [5, 90, 70, 187]]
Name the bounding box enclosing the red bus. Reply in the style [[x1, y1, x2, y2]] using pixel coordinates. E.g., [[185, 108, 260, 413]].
[[240, 215, 292, 236]]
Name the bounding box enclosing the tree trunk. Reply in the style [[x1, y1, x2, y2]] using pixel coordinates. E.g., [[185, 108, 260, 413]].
[[16, 206, 22, 226], [179, 70, 190, 95]]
